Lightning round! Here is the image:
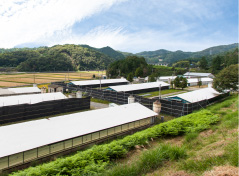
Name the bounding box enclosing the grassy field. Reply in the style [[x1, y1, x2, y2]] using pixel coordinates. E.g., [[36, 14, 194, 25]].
[[0, 71, 106, 87]]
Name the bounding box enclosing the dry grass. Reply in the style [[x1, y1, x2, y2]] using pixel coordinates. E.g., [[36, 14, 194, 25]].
[[0, 81, 29, 87], [203, 166, 238, 176], [0, 71, 105, 87]]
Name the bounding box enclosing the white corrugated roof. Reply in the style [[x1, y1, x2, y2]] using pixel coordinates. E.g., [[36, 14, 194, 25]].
[[109, 81, 170, 92], [0, 87, 41, 96], [8, 87, 41, 94], [187, 77, 213, 83], [71, 78, 129, 86], [184, 72, 213, 77], [158, 76, 177, 80], [168, 88, 221, 103], [0, 103, 157, 158], [0, 92, 67, 107]]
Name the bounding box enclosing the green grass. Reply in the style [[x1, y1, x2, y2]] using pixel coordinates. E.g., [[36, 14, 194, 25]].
[[91, 98, 111, 104], [138, 89, 184, 98], [105, 144, 187, 176], [184, 132, 199, 143]]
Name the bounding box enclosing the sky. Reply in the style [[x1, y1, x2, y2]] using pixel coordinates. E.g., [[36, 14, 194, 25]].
[[0, 0, 238, 53]]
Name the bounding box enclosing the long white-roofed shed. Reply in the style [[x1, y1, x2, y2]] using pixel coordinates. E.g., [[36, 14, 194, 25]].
[[108, 81, 170, 94], [184, 72, 214, 78], [0, 92, 67, 107], [0, 87, 41, 97], [187, 77, 213, 86], [69, 78, 129, 88], [0, 103, 157, 171], [166, 88, 221, 103]]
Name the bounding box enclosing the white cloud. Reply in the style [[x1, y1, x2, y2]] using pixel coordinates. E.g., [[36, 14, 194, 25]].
[[44, 25, 228, 53], [0, 0, 126, 48]]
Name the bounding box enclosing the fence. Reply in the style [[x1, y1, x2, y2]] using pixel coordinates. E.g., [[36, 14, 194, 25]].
[[71, 87, 229, 117], [0, 97, 90, 125]]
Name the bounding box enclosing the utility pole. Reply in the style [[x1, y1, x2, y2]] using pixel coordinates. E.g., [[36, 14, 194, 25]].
[[159, 84, 161, 100], [68, 68, 69, 81], [100, 75, 102, 90], [33, 72, 35, 84]]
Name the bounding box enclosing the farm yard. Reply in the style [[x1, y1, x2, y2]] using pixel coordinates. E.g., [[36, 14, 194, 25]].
[[0, 71, 106, 88]]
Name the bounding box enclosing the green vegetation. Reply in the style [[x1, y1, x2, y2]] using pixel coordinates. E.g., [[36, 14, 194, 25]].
[[152, 65, 186, 76], [107, 56, 151, 78], [213, 64, 238, 92], [138, 89, 183, 98], [135, 43, 238, 65], [79, 45, 125, 60], [0, 44, 115, 71], [91, 98, 110, 104], [104, 144, 187, 176], [173, 76, 188, 90]]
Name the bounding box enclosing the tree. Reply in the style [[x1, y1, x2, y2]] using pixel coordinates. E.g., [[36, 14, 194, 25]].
[[198, 80, 202, 88], [135, 67, 143, 77], [174, 76, 181, 89], [199, 57, 208, 70], [127, 72, 133, 82], [213, 64, 238, 92], [180, 77, 188, 90], [211, 56, 222, 74], [148, 73, 156, 82], [174, 76, 187, 89]]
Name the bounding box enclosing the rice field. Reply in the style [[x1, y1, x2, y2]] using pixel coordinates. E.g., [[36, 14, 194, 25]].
[[0, 71, 106, 88]]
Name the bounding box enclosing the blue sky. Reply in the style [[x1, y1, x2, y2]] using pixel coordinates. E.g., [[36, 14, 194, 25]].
[[0, 0, 238, 53]]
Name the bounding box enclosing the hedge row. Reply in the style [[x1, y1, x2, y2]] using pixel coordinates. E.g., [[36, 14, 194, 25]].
[[11, 110, 219, 176]]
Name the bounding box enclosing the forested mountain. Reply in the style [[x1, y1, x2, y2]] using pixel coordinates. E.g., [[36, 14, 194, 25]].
[[134, 43, 238, 64], [0, 44, 115, 71], [0, 43, 237, 72], [79, 45, 125, 60]]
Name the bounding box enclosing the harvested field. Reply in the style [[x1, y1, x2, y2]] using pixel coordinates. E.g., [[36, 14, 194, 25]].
[[0, 71, 106, 87], [0, 81, 30, 87]]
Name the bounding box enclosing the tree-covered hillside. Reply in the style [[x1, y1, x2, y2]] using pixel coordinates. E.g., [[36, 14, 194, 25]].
[[0, 44, 115, 71], [79, 45, 125, 60], [135, 43, 238, 64]]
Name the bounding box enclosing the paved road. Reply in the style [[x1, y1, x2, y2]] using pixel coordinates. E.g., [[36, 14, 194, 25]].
[[90, 102, 109, 109]]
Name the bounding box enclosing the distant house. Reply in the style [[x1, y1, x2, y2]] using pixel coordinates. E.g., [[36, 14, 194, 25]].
[[184, 72, 214, 78], [48, 84, 64, 93]]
